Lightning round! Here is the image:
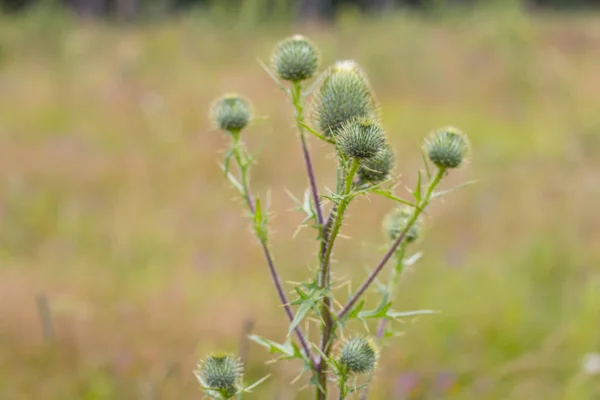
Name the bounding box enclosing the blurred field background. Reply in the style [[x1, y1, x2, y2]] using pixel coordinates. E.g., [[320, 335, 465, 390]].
[[1, 0, 600, 399]]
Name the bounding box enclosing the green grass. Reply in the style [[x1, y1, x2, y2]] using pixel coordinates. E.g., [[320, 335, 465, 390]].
[[1, 7, 599, 399]]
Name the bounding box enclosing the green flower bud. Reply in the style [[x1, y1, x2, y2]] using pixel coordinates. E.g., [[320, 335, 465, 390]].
[[424, 126, 470, 169], [195, 354, 243, 398], [210, 94, 252, 132], [337, 118, 386, 160], [271, 35, 319, 82], [313, 60, 378, 137], [339, 337, 378, 375], [357, 143, 395, 184], [383, 207, 420, 243]]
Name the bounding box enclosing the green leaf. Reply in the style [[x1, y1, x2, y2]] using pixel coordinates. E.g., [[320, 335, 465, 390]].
[[387, 309, 438, 319], [288, 299, 313, 337], [403, 252, 423, 266], [253, 198, 268, 241], [358, 302, 392, 319], [300, 121, 336, 144], [370, 188, 417, 208], [344, 300, 365, 321], [413, 170, 422, 202], [420, 147, 432, 181], [220, 164, 244, 193], [248, 335, 295, 357]]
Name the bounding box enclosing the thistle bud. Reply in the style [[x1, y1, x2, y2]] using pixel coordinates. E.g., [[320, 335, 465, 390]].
[[271, 35, 319, 82], [357, 143, 395, 184], [337, 118, 386, 160], [338, 337, 378, 375], [313, 61, 378, 137], [195, 354, 243, 398], [210, 94, 252, 132], [424, 126, 470, 169], [383, 207, 420, 243]]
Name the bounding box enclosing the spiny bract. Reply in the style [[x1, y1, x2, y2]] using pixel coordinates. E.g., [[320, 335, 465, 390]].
[[337, 117, 386, 160], [313, 60, 378, 138], [271, 35, 319, 82], [195, 355, 243, 398], [357, 143, 396, 184], [211, 94, 252, 132], [424, 126, 470, 169], [339, 337, 378, 375]]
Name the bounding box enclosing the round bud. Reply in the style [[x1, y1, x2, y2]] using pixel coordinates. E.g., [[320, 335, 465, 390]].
[[383, 207, 420, 243], [271, 35, 319, 82], [337, 118, 386, 160], [210, 94, 252, 132], [313, 60, 378, 138], [357, 143, 395, 184], [339, 337, 378, 375], [196, 354, 243, 398], [424, 126, 470, 169]]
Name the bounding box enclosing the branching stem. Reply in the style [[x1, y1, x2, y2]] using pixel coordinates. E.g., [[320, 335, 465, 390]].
[[338, 167, 446, 321], [228, 131, 317, 369]]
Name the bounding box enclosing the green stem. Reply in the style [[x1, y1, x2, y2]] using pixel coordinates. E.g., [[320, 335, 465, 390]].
[[338, 370, 349, 400], [321, 158, 360, 288], [316, 158, 361, 400]]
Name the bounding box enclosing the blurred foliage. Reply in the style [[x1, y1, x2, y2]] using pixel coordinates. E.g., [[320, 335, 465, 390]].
[[2, 0, 600, 19]]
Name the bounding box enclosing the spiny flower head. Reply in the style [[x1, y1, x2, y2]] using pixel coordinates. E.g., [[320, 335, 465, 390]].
[[195, 354, 243, 398], [357, 143, 396, 184], [271, 35, 319, 82], [383, 207, 420, 243], [312, 60, 378, 137], [210, 94, 252, 132], [424, 126, 470, 169], [337, 117, 386, 160], [338, 336, 379, 375]]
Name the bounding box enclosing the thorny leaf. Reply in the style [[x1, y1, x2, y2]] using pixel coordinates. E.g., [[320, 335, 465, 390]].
[[358, 302, 392, 320], [220, 164, 244, 194], [248, 335, 297, 358], [257, 59, 289, 94], [404, 251, 423, 266], [413, 169, 423, 203], [421, 147, 432, 181], [300, 121, 335, 144], [432, 180, 479, 200], [386, 309, 438, 319], [370, 188, 417, 208], [241, 374, 271, 393]]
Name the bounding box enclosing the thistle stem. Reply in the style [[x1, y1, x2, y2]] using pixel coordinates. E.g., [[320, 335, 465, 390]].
[[337, 167, 446, 321], [337, 369, 349, 400], [229, 132, 317, 369], [291, 82, 325, 230], [360, 245, 406, 400], [316, 158, 361, 400]]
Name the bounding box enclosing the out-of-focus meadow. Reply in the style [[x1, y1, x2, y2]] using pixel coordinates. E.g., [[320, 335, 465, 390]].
[[1, 3, 600, 399]]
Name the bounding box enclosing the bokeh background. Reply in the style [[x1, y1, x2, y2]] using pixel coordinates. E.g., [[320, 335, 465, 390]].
[[1, 0, 599, 399]]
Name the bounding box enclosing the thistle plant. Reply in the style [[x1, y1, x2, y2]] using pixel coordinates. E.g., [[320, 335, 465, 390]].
[[199, 34, 474, 399]]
